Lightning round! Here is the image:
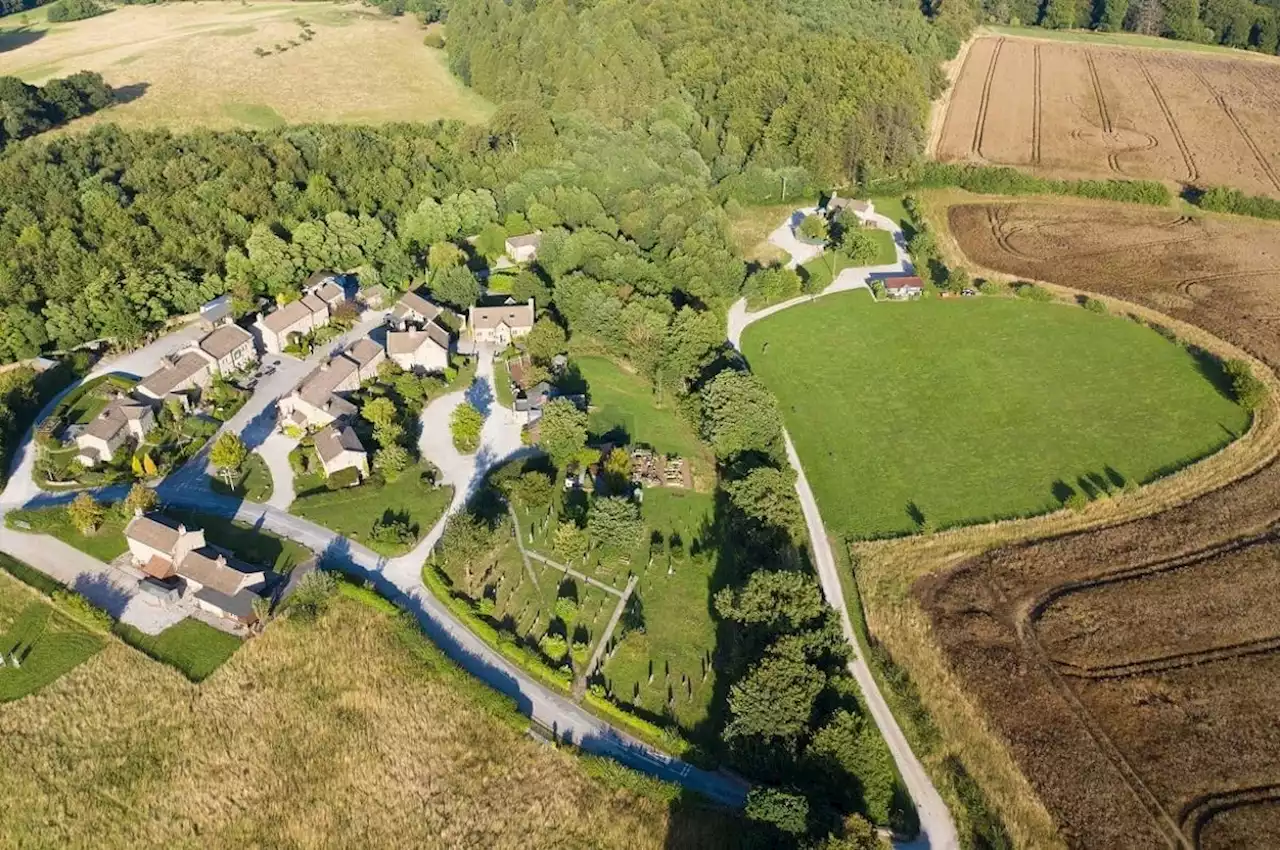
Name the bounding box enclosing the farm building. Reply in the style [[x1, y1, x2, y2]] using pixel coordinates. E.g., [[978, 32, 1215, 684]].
[[199, 294, 233, 329], [124, 511, 271, 625], [882, 276, 924, 299], [312, 422, 368, 480], [504, 232, 542, 263], [388, 323, 450, 374], [389, 289, 443, 329], [824, 194, 871, 218], [195, 324, 257, 376]]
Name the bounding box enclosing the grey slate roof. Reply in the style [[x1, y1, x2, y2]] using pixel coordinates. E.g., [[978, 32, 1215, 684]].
[[198, 324, 253, 360], [313, 423, 365, 464]]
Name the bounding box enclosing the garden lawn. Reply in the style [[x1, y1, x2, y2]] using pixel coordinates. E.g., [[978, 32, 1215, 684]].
[[168, 508, 310, 574], [7, 506, 128, 562], [211, 452, 274, 503], [291, 464, 454, 556], [742, 291, 1250, 539], [494, 359, 515, 409], [576, 357, 707, 462], [114, 619, 241, 682], [869, 196, 912, 233], [0, 573, 104, 700]]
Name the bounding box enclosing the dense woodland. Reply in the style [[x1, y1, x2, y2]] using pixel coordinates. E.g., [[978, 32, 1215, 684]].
[[0, 71, 112, 152], [446, 0, 968, 185]]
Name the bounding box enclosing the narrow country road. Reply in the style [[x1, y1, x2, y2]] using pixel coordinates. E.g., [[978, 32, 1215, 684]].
[[731, 203, 959, 849]]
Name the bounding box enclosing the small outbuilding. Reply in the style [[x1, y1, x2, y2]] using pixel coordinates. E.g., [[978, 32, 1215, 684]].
[[882, 276, 924, 300]]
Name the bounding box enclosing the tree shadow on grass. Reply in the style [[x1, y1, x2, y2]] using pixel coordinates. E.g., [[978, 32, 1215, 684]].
[[111, 82, 149, 106], [0, 27, 44, 54]]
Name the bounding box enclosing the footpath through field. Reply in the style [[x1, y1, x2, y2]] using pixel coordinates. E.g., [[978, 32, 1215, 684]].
[[729, 204, 961, 850], [0, 340, 750, 810]]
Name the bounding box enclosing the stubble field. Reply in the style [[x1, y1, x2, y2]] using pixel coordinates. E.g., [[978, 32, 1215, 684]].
[[935, 35, 1280, 196], [917, 200, 1280, 848], [0, 2, 492, 130]]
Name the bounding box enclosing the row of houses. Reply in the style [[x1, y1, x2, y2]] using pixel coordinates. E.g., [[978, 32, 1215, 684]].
[[73, 272, 353, 468], [277, 289, 537, 482], [75, 321, 259, 468]]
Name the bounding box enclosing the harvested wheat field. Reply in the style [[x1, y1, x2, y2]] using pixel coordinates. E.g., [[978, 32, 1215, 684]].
[[935, 35, 1280, 196], [914, 200, 1280, 848], [0, 595, 734, 849], [0, 3, 491, 130]]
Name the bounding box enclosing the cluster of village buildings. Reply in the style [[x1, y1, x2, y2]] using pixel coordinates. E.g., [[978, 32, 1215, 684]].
[[72, 241, 544, 478]]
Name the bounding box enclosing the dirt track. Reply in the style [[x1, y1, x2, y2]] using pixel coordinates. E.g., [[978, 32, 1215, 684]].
[[937, 35, 1280, 196], [920, 202, 1280, 848]]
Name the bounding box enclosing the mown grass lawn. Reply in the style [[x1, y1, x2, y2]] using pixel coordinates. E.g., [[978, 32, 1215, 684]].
[[575, 356, 707, 462], [742, 291, 1250, 539], [292, 463, 453, 556], [114, 619, 241, 683], [494, 358, 515, 409], [0, 573, 103, 701], [799, 229, 897, 291], [210, 452, 274, 503], [7, 506, 129, 561]]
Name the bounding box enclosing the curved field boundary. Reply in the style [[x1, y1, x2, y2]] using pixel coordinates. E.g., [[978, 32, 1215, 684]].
[[1052, 634, 1280, 680], [1032, 44, 1043, 164], [972, 37, 1005, 158], [1136, 57, 1199, 183], [1179, 785, 1280, 846], [865, 193, 1280, 849], [1192, 67, 1280, 193]]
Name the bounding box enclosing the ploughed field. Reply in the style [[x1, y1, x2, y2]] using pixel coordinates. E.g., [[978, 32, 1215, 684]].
[[936, 35, 1280, 196], [923, 200, 1280, 848]]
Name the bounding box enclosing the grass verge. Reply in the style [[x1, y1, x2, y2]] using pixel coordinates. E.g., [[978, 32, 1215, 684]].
[[291, 462, 453, 557]]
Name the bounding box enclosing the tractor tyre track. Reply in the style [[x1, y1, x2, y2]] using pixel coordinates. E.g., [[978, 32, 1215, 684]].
[[1137, 57, 1200, 183], [972, 37, 1004, 159], [1032, 44, 1043, 164], [1180, 785, 1280, 847], [1193, 67, 1280, 193], [1084, 50, 1120, 173], [1052, 634, 1280, 680]]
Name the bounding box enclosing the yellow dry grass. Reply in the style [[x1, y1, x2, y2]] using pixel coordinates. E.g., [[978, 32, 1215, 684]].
[[843, 189, 1280, 849], [0, 2, 492, 131], [728, 201, 802, 266], [0, 596, 729, 848]]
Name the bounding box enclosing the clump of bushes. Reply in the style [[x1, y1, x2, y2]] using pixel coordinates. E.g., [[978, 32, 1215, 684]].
[[423, 32, 445, 48], [1194, 186, 1280, 221], [46, 0, 104, 22], [1014, 282, 1052, 302], [1225, 359, 1267, 412], [288, 570, 337, 620]]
